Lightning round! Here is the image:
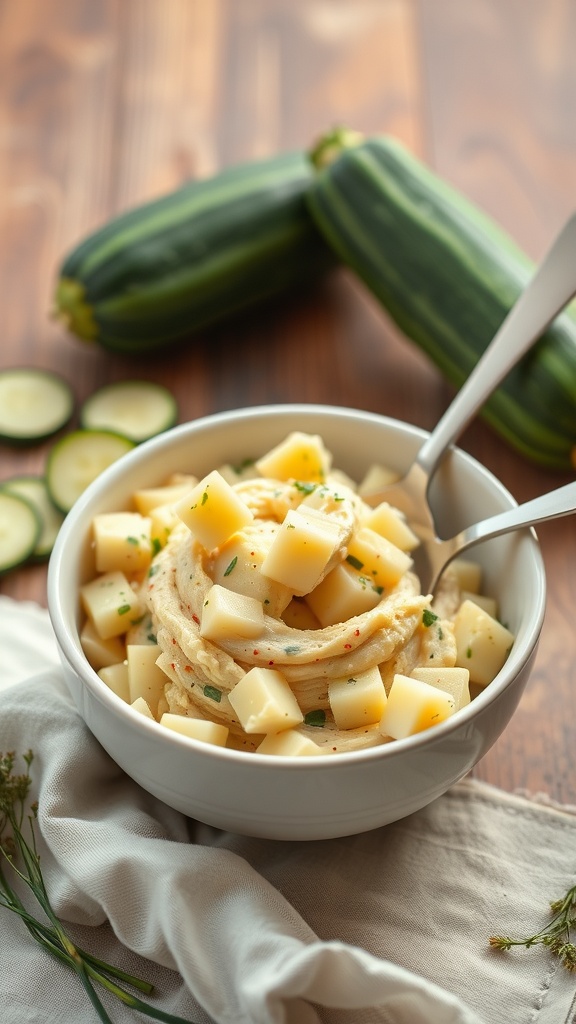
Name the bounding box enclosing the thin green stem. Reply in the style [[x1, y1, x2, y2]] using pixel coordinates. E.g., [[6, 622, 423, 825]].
[[0, 750, 203, 1022]]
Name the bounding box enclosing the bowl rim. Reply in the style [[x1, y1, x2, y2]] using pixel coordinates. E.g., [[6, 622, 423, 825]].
[[47, 401, 547, 770]]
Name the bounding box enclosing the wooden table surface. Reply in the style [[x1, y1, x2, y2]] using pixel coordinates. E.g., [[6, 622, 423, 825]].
[[1, 0, 575, 804]]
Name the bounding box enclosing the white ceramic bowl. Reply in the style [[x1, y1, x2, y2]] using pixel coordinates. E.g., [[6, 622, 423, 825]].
[[47, 404, 546, 840]]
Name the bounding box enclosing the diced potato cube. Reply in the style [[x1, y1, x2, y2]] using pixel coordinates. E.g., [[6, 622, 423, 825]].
[[325, 468, 358, 492], [126, 644, 170, 715], [80, 617, 126, 670], [255, 431, 331, 483], [453, 599, 514, 687], [228, 667, 303, 734], [217, 461, 258, 485], [150, 503, 180, 551], [380, 673, 456, 739], [211, 522, 293, 616], [410, 666, 471, 712], [131, 696, 155, 719], [174, 470, 253, 551], [165, 473, 197, 487], [160, 713, 229, 747], [281, 597, 321, 630], [448, 558, 483, 594], [81, 571, 145, 639], [305, 561, 382, 627], [346, 527, 412, 590], [256, 730, 324, 756], [357, 463, 399, 496], [328, 665, 387, 730], [363, 502, 420, 552], [200, 584, 264, 641], [98, 661, 130, 702], [133, 481, 197, 515], [125, 612, 156, 646], [461, 590, 498, 618], [260, 506, 342, 594], [93, 512, 153, 574]]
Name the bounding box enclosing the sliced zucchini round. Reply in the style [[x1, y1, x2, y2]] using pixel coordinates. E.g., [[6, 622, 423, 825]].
[[2, 475, 65, 560], [46, 429, 136, 513], [0, 490, 42, 574], [79, 380, 178, 442], [0, 368, 74, 443]]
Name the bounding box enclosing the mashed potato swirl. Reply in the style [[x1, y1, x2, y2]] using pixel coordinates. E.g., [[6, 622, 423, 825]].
[[144, 474, 457, 752]]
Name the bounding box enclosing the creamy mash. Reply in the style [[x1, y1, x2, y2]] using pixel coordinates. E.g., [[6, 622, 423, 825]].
[[80, 431, 515, 756]]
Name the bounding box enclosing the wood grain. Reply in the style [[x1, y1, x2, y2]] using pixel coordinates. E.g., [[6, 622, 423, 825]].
[[0, 0, 574, 803]]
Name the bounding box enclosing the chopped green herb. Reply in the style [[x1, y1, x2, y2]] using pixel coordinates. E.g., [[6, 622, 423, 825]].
[[437, 625, 444, 640], [346, 554, 364, 571], [151, 537, 162, 556], [286, 523, 296, 530], [146, 632, 157, 643], [293, 481, 317, 495], [466, 647, 473, 658], [284, 645, 301, 655], [117, 603, 131, 615], [148, 563, 160, 577], [304, 709, 326, 727], [126, 536, 139, 546], [223, 556, 238, 577], [233, 457, 255, 474], [373, 584, 384, 595], [422, 609, 439, 627], [203, 685, 222, 703], [201, 491, 208, 505], [130, 614, 146, 626]]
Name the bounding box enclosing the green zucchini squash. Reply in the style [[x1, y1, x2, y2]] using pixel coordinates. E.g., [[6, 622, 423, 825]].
[[55, 151, 335, 354], [307, 128, 576, 471]]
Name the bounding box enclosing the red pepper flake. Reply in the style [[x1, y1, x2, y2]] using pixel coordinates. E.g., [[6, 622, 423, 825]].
[[170, 662, 175, 670], [192, 614, 200, 625], [354, 629, 360, 637], [253, 650, 259, 655], [184, 665, 192, 673], [172, 637, 177, 645], [268, 660, 274, 666], [344, 643, 352, 649]]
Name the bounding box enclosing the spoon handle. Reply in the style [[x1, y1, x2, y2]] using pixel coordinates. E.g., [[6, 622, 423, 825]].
[[458, 480, 576, 550], [415, 212, 576, 481]]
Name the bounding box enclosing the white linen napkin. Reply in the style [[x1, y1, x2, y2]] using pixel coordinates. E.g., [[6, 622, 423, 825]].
[[0, 595, 575, 1024]]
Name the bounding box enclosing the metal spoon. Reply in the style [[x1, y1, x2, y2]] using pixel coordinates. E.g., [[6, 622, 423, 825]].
[[363, 212, 576, 537], [419, 480, 576, 595]]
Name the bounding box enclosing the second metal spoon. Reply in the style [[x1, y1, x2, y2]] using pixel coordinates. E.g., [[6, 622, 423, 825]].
[[420, 479, 576, 595]]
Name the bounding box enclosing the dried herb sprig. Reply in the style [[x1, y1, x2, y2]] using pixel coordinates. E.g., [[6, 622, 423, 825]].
[[0, 750, 198, 1023], [489, 884, 576, 971]]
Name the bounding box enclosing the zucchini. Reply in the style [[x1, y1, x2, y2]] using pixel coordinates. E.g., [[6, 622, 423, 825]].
[[1, 475, 64, 560], [307, 129, 576, 471], [79, 380, 178, 442], [46, 430, 135, 513], [0, 491, 42, 574], [0, 368, 74, 444], [54, 152, 335, 354]]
